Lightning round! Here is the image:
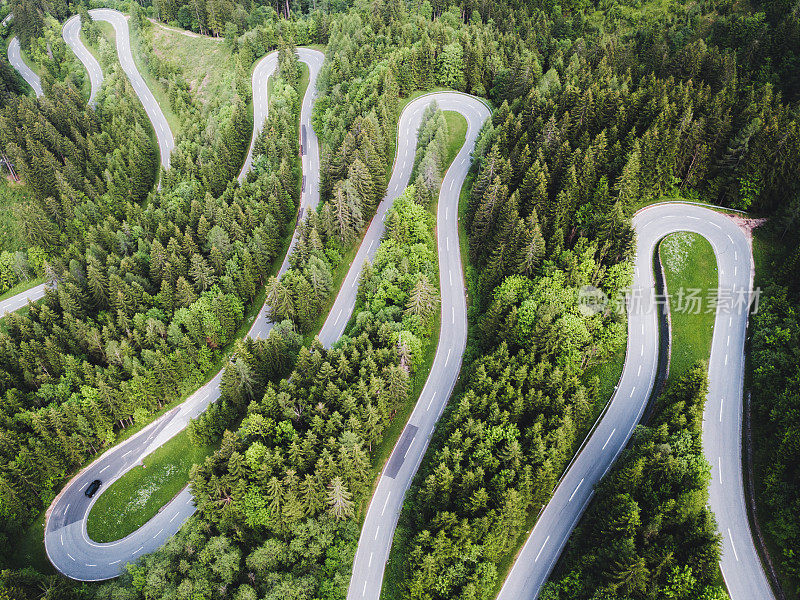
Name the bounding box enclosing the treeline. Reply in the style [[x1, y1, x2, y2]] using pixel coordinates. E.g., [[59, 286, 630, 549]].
[[188, 320, 301, 446], [0, 55, 26, 105], [542, 364, 727, 600], [708, 0, 800, 101], [95, 184, 439, 600], [749, 216, 800, 594], [358, 186, 439, 369], [151, 0, 334, 38]]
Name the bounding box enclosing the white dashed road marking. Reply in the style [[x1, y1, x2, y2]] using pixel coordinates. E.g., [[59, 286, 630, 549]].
[[728, 529, 739, 561], [568, 479, 584, 502], [602, 429, 615, 450], [534, 536, 550, 562], [381, 492, 391, 516]]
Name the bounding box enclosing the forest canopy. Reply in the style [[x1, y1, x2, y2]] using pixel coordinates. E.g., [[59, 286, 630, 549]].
[[0, 0, 799, 599]]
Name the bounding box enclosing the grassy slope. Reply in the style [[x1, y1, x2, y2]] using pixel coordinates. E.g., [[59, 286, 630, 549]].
[[659, 231, 718, 384], [147, 22, 233, 113], [0, 127, 32, 258], [661, 230, 727, 592], [87, 435, 213, 542]]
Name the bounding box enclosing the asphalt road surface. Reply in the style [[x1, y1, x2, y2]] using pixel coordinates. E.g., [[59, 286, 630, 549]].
[[44, 43, 324, 582], [8, 35, 42, 97], [0, 282, 47, 314], [62, 15, 104, 105], [338, 93, 491, 600], [238, 51, 278, 182], [89, 9, 174, 171], [238, 48, 324, 337], [496, 203, 772, 600]]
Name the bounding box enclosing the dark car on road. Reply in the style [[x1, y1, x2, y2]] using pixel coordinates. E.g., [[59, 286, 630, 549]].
[[85, 480, 102, 498]]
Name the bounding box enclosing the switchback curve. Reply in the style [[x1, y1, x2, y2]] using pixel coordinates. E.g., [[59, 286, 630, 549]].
[[62, 14, 103, 105], [339, 92, 491, 600], [496, 203, 772, 600], [88, 9, 174, 172], [43, 42, 323, 582]]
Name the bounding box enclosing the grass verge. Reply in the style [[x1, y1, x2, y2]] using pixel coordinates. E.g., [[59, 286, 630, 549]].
[[87, 433, 214, 542], [443, 111, 467, 166], [659, 231, 718, 384]]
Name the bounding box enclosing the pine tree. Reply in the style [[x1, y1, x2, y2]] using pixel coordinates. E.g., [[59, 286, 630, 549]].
[[616, 140, 642, 211], [266, 276, 295, 323], [86, 259, 109, 308], [405, 275, 439, 320], [327, 476, 354, 520], [175, 276, 198, 308], [189, 253, 217, 292], [348, 158, 375, 214], [517, 211, 546, 277]]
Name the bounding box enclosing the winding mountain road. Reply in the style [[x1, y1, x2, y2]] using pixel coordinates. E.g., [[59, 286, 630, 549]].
[[25, 14, 767, 599], [88, 9, 173, 171], [7, 35, 42, 97], [239, 48, 324, 343], [7, 10, 172, 166], [496, 203, 772, 600], [62, 14, 103, 105], [44, 41, 323, 582], [334, 93, 490, 600], [8, 14, 102, 104]]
